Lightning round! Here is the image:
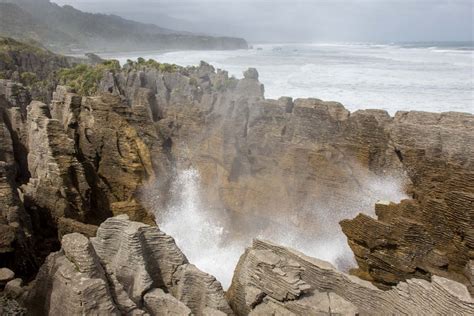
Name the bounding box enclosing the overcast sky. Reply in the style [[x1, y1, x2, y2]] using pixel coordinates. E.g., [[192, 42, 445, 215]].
[[52, 0, 473, 42]]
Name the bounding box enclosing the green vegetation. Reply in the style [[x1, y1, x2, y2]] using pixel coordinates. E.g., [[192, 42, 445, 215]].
[[126, 58, 181, 73], [0, 37, 50, 58], [58, 60, 120, 96], [0, 51, 13, 65], [58, 56, 181, 96], [214, 76, 238, 91], [20, 72, 38, 86], [189, 77, 198, 87]]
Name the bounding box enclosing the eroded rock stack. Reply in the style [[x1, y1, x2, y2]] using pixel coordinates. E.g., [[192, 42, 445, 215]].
[[0, 78, 161, 278], [341, 112, 474, 293], [19, 226, 474, 315], [26, 215, 232, 316], [0, 81, 37, 276]]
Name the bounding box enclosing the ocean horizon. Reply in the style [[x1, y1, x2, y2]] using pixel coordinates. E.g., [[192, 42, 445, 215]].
[[102, 41, 474, 115]]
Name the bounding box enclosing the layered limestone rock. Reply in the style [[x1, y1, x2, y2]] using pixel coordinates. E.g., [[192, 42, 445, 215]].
[[102, 63, 406, 237], [1, 42, 473, 313], [100, 62, 472, 292], [143, 289, 192, 316], [22, 100, 91, 221], [341, 111, 474, 293], [76, 93, 158, 224], [26, 232, 121, 315], [0, 84, 36, 276], [49, 86, 158, 224], [228, 239, 474, 315], [0, 76, 162, 277], [26, 215, 232, 316]]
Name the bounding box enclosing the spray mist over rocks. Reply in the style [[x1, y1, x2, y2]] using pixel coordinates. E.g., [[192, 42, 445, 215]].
[[150, 168, 408, 289]]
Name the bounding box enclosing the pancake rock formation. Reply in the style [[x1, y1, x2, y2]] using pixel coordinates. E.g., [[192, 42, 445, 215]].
[[100, 60, 473, 293], [25, 215, 231, 316], [0, 39, 473, 314], [227, 239, 474, 315]]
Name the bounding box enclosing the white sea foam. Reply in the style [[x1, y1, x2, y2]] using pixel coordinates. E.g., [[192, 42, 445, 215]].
[[152, 168, 408, 289]]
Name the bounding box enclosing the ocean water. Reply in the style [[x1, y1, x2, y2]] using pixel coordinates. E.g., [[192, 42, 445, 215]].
[[104, 42, 474, 114]]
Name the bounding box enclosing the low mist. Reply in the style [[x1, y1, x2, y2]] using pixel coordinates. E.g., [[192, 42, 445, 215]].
[[54, 0, 472, 42], [144, 167, 408, 289]]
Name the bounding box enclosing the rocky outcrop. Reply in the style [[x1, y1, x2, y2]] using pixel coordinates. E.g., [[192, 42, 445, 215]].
[[26, 215, 232, 316], [75, 93, 158, 224], [341, 111, 474, 293], [101, 62, 472, 292], [0, 76, 160, 277], [104, 62, 406, 235], [0, 84, 36, 276], [228, 239, 474, 315], [0, 38, 472, 314], [23, 100, 91, 221]]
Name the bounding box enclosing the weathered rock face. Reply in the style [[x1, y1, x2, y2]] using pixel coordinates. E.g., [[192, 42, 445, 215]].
[[341, 111, 474, 293], [23, 100, 91, 222], [77, 94, 158, 223], [228, 239, 474, 315], [26, 232, 121, 316], [0, 40, 472, 314], [0, 77, 161, 278], [104, 63, 407, 240], [26, 215, 232, 316], [102, 62, 473, 293], [49, 87, 160, 225], [0, 83, 36, 276]]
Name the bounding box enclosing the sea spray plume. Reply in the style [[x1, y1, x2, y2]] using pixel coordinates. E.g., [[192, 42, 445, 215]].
[[154, 168, 245, 288], [145, 167, 408, 289], [133, 65, 413, 289]]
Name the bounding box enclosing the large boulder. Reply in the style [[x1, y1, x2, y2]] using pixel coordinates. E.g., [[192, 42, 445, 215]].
[[26, 233, 121, 315]]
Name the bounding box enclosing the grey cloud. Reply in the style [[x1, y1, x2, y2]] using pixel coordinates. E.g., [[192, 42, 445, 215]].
[[52, 0, 473, 42]]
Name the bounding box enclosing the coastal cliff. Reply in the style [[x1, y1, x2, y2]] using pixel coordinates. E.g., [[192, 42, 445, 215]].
[[0, 39, 472, 314], [0, 0, 248, 53]]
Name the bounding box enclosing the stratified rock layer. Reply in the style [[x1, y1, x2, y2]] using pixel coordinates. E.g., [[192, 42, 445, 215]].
[[0, 40, 472, 313], [26, 215, 231, 316], [51, 88, 160, 225], [341, 111, 474, 292], [0, 80, 36, 276], [101, 62, 473, 292], [1, 78, 162, 277], [228, 239, 474, 315]]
